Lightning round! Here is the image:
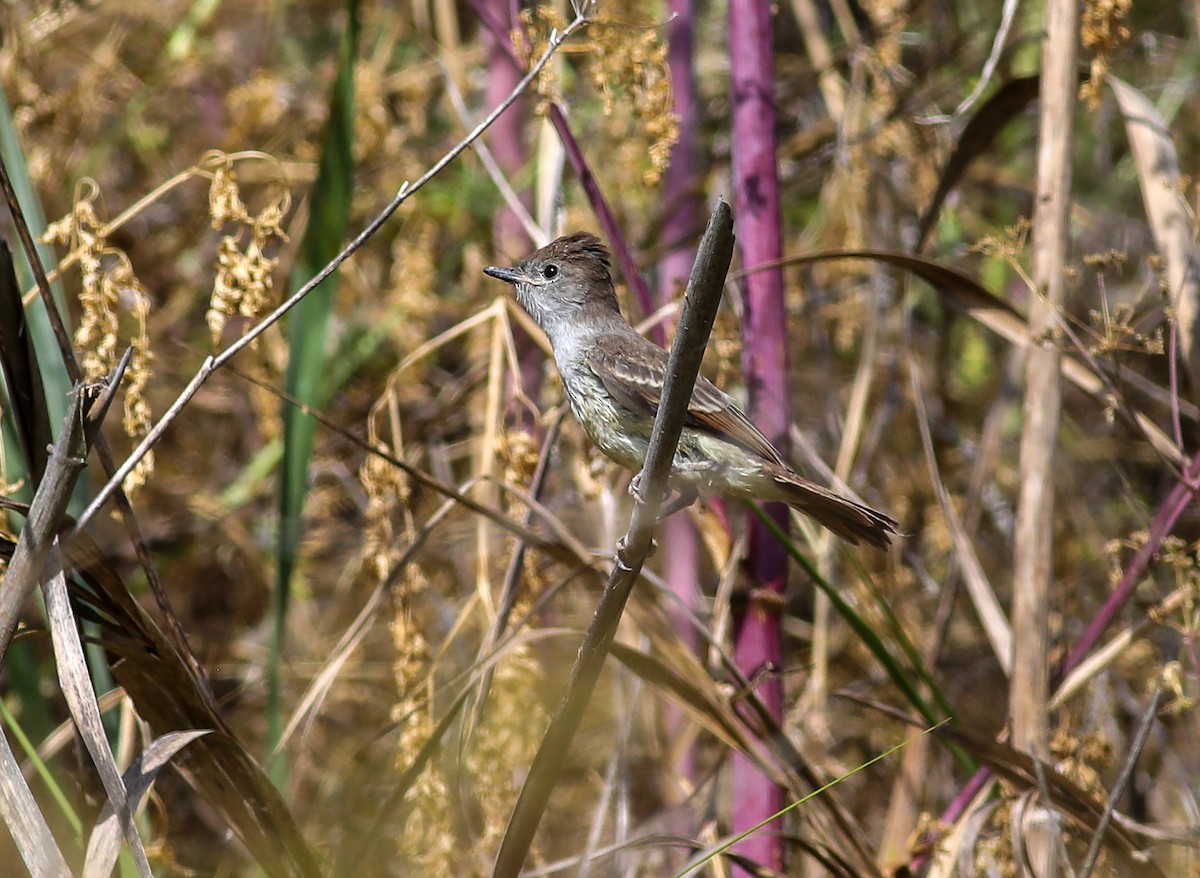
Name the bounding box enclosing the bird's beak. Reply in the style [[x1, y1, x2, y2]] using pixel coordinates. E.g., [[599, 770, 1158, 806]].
[[483, 265, 522, 285]]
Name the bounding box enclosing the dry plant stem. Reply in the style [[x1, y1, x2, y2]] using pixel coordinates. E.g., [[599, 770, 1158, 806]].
[[0, 720, 70, 878], [1079, 685, 1164, 878], [910, 358, 1013, 673], [467, 411, 564, 736], [1169, 323, 1184, 451], [789, 0, 847, 122], [928, 358, 1019, 664], [0, 349, 127, 663], [1011, 0, 1077, 762], [491, 412, 564, 640], [475, 306, 508, 615], [813, 278, 880, 712], [1012, 1, 1076, 871], [70, 6, 591, 537], [491, 201, 735, 878]]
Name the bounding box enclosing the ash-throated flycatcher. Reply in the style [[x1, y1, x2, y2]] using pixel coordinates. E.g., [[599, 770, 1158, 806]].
[[484, 232, 897, 548]]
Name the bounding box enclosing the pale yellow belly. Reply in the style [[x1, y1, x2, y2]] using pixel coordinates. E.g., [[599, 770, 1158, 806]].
[[566, 382, 776, 502]]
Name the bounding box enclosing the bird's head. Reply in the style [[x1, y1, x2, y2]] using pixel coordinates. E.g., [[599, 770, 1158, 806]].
[[484, 232, 621, 337]]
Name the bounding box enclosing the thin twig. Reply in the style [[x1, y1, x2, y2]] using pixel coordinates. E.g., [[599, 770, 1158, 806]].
[[918, 0, 1020, 124], [467, 410, 565, 737], [1079, 685, 1164, 878], [0, 155, 76, 364], [441, 63, 546, 247], [0, 349, 129, 663], [68, 5, 593, 538]]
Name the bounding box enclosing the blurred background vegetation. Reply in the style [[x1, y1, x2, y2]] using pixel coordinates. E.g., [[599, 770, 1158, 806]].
[[0, 0, 1197, 875]]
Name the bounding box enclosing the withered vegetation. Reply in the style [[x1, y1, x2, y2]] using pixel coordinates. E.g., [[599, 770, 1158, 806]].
[[0, 1, 1197, 876]]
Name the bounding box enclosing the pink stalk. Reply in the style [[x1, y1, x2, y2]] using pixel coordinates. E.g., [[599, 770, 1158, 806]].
[[659, 0, 704, 818], [1061, 451, 1200, 674], [728, 0, 789, 873], [658, 0, 704, 649], [484, 0, 531, 259], [660, 0, 703, 270], [482, 0, 539, 417], [546, 107, 658, 336]]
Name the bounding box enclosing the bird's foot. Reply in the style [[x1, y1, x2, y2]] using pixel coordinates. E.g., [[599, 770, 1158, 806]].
[[628, 471, 645, 500], [630, 456, 720, 499], [656, 488, 699, 522], [628, 473, 698, 523], [616, 534, 658, 559]]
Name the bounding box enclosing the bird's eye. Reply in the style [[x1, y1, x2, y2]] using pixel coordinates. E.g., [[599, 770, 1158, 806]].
[[542, 264, 559, 279]]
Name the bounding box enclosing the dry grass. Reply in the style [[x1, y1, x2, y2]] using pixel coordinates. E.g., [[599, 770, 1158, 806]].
[[0, 0, 1197, 875]]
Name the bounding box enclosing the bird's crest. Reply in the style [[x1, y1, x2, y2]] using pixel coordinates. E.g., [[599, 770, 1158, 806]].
[[528, 232, 614, 290]]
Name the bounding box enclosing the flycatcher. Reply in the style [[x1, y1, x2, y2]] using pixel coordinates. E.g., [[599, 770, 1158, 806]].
[[484, 232, 897, 548]]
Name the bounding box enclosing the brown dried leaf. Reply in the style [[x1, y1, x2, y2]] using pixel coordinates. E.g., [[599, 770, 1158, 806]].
[[1109, 75, 1200, 400]]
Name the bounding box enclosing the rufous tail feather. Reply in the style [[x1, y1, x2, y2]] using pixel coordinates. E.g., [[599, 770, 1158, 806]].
[[769, 470, 897, 549]]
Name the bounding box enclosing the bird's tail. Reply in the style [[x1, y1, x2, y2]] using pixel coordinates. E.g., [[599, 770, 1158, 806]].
[[767, 467, 898, 549]]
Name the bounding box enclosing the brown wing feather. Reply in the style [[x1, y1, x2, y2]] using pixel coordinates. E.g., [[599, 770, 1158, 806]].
[[585, 334, 787, 466]]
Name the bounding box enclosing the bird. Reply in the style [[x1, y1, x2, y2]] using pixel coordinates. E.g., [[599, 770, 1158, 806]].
[[483, 232, 897, 548]]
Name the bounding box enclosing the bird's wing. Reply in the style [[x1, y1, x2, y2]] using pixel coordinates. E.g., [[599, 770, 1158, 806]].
[[585, 334, 787, 467]]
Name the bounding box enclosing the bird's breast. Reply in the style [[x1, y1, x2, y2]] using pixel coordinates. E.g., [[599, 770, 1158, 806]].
[[557, 364, 649, 472]]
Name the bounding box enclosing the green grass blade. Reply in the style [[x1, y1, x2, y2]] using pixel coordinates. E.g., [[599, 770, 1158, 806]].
[[0, 696, 81, 837], [221, 319, 398, 513], [269, 0, 359, 785], [671, 724, 941, 877], [0, 90, 73, 435], [753, 506, 974, 770], [848, 550, 961, 723]]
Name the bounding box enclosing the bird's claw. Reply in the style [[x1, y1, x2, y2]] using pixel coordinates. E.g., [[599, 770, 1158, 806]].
[[616, 534, 657, 559], [657, 488, 699, 522], [628, 472, 645, 501]]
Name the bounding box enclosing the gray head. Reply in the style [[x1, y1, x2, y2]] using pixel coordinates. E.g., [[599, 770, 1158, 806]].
[[483, 233, 622, 340]]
